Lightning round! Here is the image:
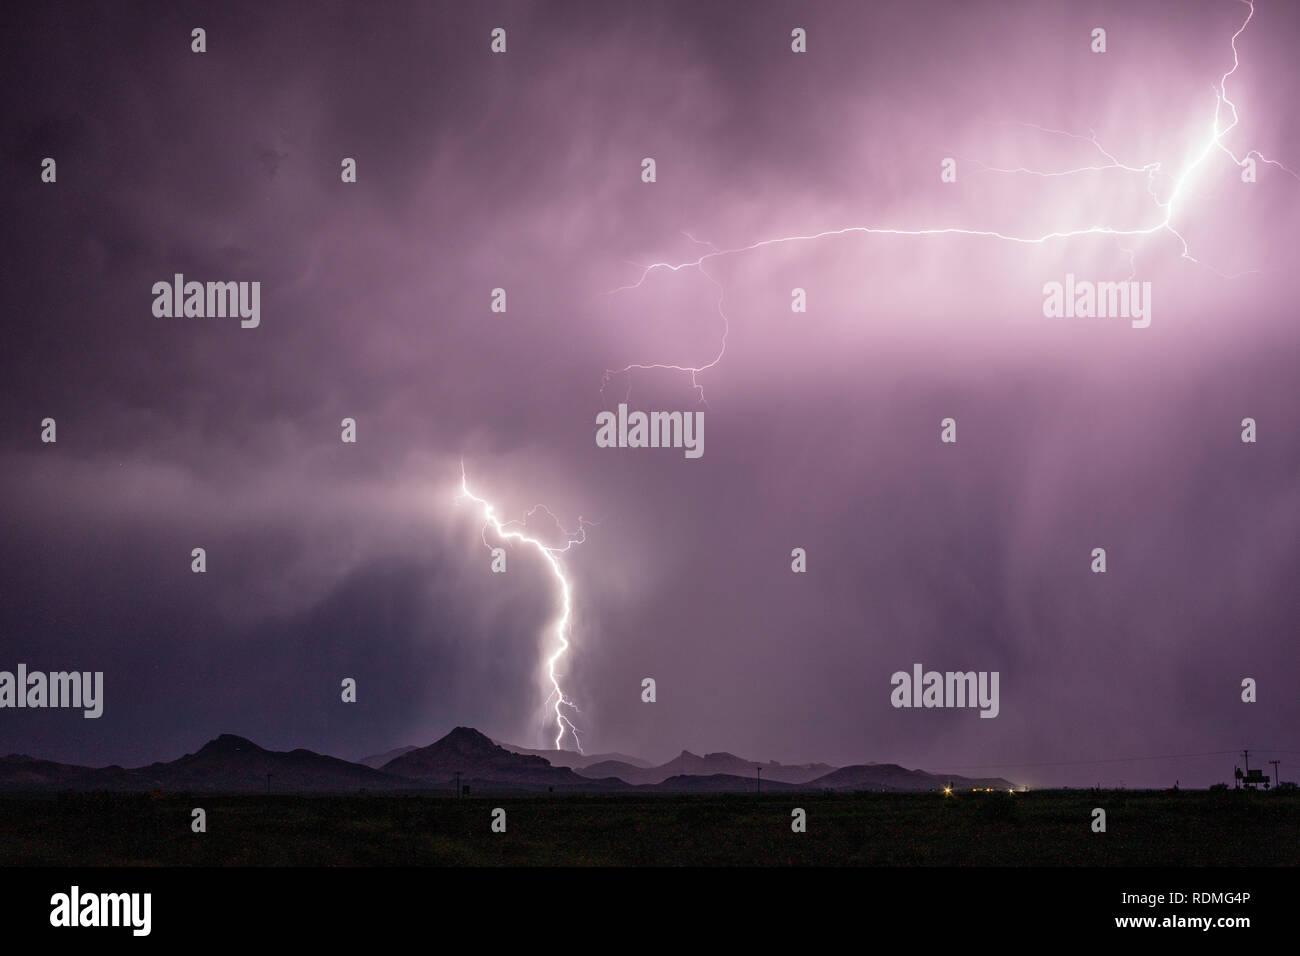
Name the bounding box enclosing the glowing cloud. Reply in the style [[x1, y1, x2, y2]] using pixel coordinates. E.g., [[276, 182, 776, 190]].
[[603, 0, 1294, 403]]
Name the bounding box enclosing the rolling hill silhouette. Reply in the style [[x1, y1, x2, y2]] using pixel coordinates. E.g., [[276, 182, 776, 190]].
[[805, 763, 1014, 792], [358, 745, 418, 769], [580, 750, 835, 785], [494, 740, 654, 770]]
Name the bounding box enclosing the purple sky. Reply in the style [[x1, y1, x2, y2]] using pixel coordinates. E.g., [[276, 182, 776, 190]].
[[1, 0, 1297, 787]]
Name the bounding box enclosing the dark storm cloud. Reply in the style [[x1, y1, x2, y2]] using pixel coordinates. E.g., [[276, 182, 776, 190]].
[[1, 0, 1296, 785]]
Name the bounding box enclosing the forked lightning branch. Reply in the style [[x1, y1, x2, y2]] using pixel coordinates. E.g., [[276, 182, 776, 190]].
[[456, 463, 590, 752]]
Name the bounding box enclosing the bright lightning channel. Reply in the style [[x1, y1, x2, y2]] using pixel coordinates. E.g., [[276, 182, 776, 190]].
[[603, 0, 1295, 403], [457, 462, 591, 752]]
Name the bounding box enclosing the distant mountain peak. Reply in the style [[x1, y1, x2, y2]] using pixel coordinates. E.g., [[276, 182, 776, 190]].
[[358, 744, 417, 769], [379, 726, 584, 785], [439, 727, 499, 752], [447, 726, 489, 739], [490, 740, 654, 770], [196, 734, 263, 756]]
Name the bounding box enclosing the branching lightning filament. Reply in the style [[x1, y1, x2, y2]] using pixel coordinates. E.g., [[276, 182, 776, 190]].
[[603, 0, 1295, 404], [457, 462, 592, 752]]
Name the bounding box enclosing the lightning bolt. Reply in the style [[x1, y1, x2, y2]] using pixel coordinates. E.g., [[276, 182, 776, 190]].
[[603, 0, 1295, 403], [457, 462, 592, 752]]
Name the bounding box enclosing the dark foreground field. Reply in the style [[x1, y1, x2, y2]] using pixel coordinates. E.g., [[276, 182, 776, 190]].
[[2, 789, 1295, 866]]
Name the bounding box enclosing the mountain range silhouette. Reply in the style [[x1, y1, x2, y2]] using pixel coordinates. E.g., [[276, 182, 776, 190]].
[[0, 726, 1016, 792]]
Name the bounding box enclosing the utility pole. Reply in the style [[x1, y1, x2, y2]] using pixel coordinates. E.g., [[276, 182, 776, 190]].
[[756, 766, 761, 794], [1242, 750, 1250, 776], [1269, 760, 1280, 790]]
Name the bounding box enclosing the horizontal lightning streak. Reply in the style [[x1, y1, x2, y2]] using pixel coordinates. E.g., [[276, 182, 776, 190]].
[[602, 0, 1292, 403]]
